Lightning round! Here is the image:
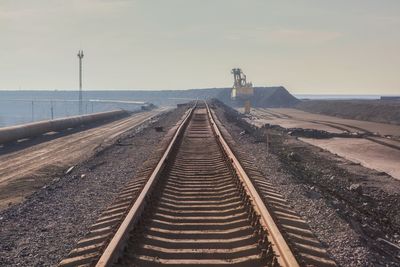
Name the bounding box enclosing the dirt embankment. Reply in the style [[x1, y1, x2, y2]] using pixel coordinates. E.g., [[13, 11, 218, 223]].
[[0, 109, 166, 210], [297, 100, 400, 125]]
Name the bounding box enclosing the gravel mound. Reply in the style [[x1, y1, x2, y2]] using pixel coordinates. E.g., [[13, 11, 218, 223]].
[[297, 100, 400, 125]]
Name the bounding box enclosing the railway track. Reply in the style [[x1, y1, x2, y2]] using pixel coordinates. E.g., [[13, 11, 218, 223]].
[[59, 102, 333, 266]]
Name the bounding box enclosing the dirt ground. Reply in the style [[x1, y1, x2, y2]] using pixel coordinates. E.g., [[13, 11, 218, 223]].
[[301, 137, 400, 180], [242, 107, 400, 181], [0, 108, 167, 210], [221, 102, 400, 266], [248, 108, 400, 137]]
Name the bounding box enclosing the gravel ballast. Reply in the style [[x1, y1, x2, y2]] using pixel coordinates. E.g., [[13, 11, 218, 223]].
[[0, 107, 186, 266], [214, 101, 400, 266]]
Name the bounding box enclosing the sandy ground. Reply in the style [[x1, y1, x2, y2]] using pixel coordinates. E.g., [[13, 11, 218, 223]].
[[301, 137, 400, 180], [0, 108, 167, 210], [241, 107, 400, 181], [247, 109, 343, 133], [256, 108, 400, 136]]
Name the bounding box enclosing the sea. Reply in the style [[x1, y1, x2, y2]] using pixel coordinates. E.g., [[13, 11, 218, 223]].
[[0, 90, 151, 128], [0, 90, 388, 128]]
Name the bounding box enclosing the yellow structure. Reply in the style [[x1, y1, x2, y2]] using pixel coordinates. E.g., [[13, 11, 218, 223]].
[[231, 68, 254, 114], [244, 100, 251, 114]]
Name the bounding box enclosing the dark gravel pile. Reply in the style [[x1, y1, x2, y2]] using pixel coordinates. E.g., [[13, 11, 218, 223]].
[[0, 107, 186, 267], [297, 99, 400, 126], [214, 101, 400, 267]]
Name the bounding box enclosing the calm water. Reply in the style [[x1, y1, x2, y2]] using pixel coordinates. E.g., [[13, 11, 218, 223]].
[[0, 89, 228, 127], [0, 90, 389, 127], [0, 91, 149, 127]]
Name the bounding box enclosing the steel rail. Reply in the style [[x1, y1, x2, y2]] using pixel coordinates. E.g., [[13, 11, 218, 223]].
[[95, 104, 196, 267], [206, 102, 300, 267], [92, 100, 298, 266]]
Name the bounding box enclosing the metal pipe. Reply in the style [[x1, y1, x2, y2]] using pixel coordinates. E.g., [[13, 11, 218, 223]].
[[0, 109, 128, 145]]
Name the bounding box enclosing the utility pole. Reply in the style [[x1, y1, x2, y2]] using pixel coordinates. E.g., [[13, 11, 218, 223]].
[[77, 50, 84, 115], [50, 100, 54, 120], [31, 101, 34, 122]]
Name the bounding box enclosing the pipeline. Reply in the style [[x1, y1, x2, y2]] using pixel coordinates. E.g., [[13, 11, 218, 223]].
[[0, 110, 128, 145]]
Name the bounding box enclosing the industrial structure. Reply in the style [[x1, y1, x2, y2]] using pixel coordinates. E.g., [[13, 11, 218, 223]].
[[0, 110, 128, 145], [231, 68, 254, 114]]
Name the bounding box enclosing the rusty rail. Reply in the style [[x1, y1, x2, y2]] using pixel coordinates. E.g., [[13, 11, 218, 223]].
[[207, 102, 299, 267], [95, 104, 196, 267], [59, 101, 302, 267]]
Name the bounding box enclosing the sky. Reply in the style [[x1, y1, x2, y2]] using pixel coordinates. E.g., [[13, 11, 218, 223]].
[[1, 0, 399, 95]]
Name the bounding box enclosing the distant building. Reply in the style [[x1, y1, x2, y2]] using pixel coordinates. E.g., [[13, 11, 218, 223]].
[[381, 96, 400, 100]]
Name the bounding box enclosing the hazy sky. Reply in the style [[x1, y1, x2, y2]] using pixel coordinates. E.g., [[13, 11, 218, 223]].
[[1, 0, 399, 94]]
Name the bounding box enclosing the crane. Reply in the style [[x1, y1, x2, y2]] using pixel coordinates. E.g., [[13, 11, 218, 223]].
[[231, 68, 254, 114]]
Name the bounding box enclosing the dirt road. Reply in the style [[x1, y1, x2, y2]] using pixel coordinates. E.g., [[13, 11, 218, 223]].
[[301, 137, 400, 179], [253, 108, 400, 137], [0, 109, 166, 210], [242, 108, 400, 180]]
